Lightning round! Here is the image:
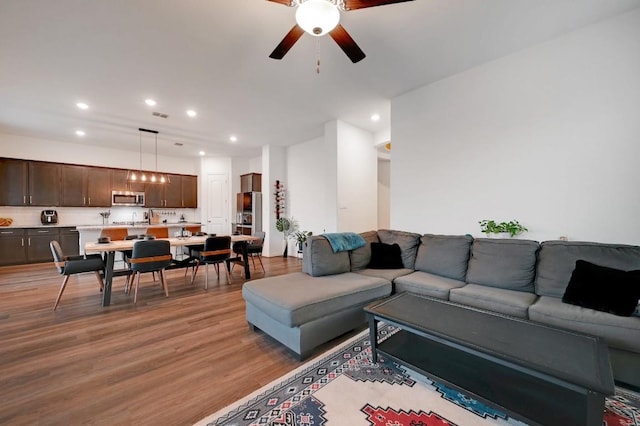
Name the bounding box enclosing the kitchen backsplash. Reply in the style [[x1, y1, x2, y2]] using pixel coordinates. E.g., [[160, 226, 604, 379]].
[[0, 206, 200, 227]]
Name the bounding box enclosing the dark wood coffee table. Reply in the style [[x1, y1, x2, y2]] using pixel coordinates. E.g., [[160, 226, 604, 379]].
[[365, 292, 615, 426]]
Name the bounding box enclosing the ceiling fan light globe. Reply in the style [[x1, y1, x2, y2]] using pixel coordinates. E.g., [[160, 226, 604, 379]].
[[296, 0, 340, 37]]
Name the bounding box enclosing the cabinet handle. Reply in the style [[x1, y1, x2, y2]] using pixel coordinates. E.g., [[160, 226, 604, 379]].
[[23, 195, 26, 204], [83, 196, 86, 205], [22, 238, 24, 246], [1, 231, 13, 235], [37, 230, 49, 233], [28, 237, 31, 246], [29, 195, 32, 204], [88, 197, 91, 205]]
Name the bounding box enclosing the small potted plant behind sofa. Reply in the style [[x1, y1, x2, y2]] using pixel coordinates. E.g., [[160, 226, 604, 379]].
[[290, 230, 312, 258], [479, 219, 528, 238]]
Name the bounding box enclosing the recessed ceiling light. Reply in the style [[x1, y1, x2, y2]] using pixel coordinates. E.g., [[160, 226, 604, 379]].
[[370, 113, 381, 122], [199, 151, 206, 156], [145, 99, 157, 106], [186, 109, 197, 118], [75, 130, 85, 137], [229, 135, 238, 143], [76, 102, 89, 110]]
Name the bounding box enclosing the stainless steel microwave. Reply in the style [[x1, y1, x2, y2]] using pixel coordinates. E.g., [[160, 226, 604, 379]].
[[111, 191, 145, 207]]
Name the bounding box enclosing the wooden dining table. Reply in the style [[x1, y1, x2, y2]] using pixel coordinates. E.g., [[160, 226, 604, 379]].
[[85, 234, 260, 306]]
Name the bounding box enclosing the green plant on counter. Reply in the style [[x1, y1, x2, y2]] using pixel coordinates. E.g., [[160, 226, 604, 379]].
[[479, 219, 528, 237]]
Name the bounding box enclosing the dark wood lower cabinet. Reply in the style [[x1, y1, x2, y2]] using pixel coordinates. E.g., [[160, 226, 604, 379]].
[[0, 227, 78, 266], [0, 229, 27, 266]]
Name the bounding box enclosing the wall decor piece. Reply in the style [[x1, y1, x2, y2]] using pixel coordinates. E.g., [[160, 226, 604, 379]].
[[274, 180, 286, 219]]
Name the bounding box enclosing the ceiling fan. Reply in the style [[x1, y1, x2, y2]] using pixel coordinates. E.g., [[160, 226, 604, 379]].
[[267, 0, 414, 63]]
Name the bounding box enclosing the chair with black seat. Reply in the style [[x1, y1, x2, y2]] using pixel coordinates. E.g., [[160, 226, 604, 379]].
[[50, 240, 105, 311], [127, 240, 172, 304], [191, 236, 232, 289], [232, 232, 265, 274]]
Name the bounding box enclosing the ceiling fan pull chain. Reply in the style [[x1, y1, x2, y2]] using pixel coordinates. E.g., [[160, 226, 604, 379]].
[[316, 38, 321, 74]]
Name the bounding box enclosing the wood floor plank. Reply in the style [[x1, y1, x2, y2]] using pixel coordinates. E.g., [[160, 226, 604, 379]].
[[0, 256, 348, 425]]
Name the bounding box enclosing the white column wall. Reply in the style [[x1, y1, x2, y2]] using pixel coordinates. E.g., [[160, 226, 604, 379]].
[[262, 145, 286, 257], [391, 9, 640, 244], [335, 121, 378, 232]]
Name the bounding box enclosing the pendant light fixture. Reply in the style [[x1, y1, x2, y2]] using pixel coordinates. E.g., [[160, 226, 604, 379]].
[[126, 128, 170, 184]]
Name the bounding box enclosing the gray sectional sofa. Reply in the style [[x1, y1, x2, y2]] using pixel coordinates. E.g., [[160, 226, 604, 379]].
[[242, 230, 640, 388]]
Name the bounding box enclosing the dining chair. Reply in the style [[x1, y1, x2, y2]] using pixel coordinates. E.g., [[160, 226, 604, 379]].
[[100, 227, 130, 266], [126, 240, 172, 304], [145, 226, 169, 239], [232, 231, 265, 274], [191, 236, 232, 289], [50, 240, 105, 310]]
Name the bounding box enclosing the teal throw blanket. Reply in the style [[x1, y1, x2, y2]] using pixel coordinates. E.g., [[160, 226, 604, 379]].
[[322, 232, 366, 253]]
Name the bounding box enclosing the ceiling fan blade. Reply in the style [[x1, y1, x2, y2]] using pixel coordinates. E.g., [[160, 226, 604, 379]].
[[266, 0, 293, 6], [329, 24, 366, 63], [269, 25, 305, 60], [343, 0, 414, 11]]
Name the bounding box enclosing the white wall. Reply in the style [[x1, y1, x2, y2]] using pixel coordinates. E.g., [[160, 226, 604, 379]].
[[335, 121, 378, 232], [378, 158, 390, 229], [287, 136, 327, 236], [392, 9, 640, 244], [285, 121, 378, 240], [262, 145, 287, 257]]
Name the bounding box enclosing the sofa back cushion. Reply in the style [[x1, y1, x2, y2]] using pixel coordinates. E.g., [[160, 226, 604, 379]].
[[302, 236, 350, 277], [535, 240, 640, 298], [414, 234, 473, 281], [466, 238, 539, 292], [350, 231, 380, 271], [377, 229, 421, 269]]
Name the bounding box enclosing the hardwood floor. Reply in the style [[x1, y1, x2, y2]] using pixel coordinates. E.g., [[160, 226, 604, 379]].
[[0, 256, 337, 425]]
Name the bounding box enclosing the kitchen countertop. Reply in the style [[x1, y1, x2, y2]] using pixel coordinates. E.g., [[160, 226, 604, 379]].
[[76, 222, 202, 231], [0, 223, 202, 230]]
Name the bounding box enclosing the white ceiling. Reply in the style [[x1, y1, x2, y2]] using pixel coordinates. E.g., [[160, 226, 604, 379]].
[[1, 0, 638, 159]]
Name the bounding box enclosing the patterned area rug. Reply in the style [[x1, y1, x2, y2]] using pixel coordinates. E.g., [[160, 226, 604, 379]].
[[196, 324, 640, 426]]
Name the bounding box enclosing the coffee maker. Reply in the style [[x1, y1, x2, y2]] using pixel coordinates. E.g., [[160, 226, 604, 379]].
[[41, 210, 58, 225]]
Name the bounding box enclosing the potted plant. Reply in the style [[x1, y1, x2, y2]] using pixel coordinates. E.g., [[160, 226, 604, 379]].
[[479, 219, 528, 238], [276, 216, 298, 257], [290, 230, 312, 257]]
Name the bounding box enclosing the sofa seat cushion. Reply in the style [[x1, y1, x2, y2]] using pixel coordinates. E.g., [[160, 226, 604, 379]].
[[449, 284, 538, 318], [242, 272, 392, 327], [528, 296, 640, 353], [466, 238, 539, 292], [535, 240, 640, 298], [414, 234, 473, 281], [355, 268, 414, 282], [394, 271, 466, 299]]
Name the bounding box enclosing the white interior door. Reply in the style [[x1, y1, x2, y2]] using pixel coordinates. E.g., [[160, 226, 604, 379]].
[[206, 173, 228, 235]]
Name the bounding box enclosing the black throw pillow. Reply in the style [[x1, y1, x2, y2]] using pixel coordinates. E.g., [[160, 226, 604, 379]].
[[562, 260, 640, 317], [368, 242, 404, 269]]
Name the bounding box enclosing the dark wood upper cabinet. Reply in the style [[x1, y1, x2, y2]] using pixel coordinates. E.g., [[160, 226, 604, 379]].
[[145, 174, 197, 208], [0, 158, 61, 206], [110, 169, 145, 193], [240, 173, 261, 192], [181, 175, 198, 208], [28, 161, 60, 206], [86, 167, 111, 206], [1, 157, 197, 209], [61, 165, 111, 207], [61, 165, 86, 206], [0, 158, 28, 205]]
